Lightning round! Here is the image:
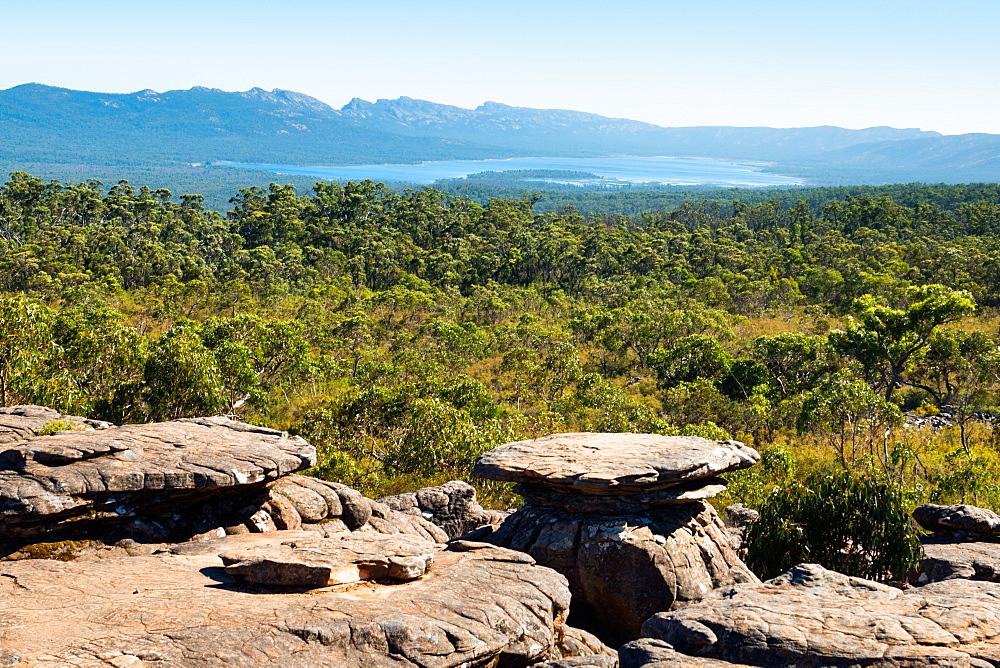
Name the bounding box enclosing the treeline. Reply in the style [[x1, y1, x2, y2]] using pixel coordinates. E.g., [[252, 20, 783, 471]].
[[2, 171, 1000, 512]]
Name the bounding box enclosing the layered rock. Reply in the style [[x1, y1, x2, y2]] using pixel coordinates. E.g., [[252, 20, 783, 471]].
[[912, 503, 1000, 587], [380, 480, 507, 539], [474, 432, 761, 646], [0, 531, 574, 667], [0, 416, 315, 544], [0, 410, 448, 553], [643, 563, 1000, 667], [0, 405, 111, 444], [618, 639, 752, 667]]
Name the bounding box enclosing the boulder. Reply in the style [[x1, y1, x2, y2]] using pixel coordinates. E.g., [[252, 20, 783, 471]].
[[643, 563, 1000, 667], [380, 480, 507, 539], [914, 535, 1000, 584], [913, 503, 1000, 539], [489, 502, 758, 647], [619, 639, 753, 667], [0, 531, 573, 666], [475, 432, 761, 646]]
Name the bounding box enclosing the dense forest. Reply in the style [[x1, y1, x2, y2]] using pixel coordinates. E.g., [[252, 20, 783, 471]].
[[4, 170, 1000, 521]]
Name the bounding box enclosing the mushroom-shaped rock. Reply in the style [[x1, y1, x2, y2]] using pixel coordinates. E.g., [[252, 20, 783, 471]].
[[0, 416, 315, 543], [221, 533, 439, 587], [643, 563, 1000, 666], [474, 433, 761, 646], [473, 432, 759, 494], [0, 531, 573, 667]]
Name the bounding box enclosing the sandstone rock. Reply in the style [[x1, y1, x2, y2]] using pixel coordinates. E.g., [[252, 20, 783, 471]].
[[535, 657, 619, 668], [265, 493, 303, 530], [488, 501, 758, 646], [618, 639, 753, 667], [0, 416, 315, 544], [0, 405, 112, 444], [221, 533, 439, 587], [914, 503, 1000, 538], [270, 478, 329, 522], [722, 503, 759, 552], [473, 432, 759, 493], [558, 626, 618, 661], [643, 563, 1000, 667], [380, 480, 507, 539], [516, 477, 729, 513], [336, 485, 373, 529], [914, 535, 1000, 584], [476, 432, 761, 646], [0, 530, 572, 667]]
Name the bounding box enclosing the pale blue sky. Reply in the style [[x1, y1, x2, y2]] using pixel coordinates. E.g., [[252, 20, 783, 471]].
[[1, 0, 997, 134]]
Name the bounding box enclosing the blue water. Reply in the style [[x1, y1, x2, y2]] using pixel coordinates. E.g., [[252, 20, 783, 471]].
[[218, 156, 807, 187]]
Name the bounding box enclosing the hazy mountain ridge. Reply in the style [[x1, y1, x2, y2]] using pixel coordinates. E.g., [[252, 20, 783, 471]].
[[2, 83, 1000, 185]]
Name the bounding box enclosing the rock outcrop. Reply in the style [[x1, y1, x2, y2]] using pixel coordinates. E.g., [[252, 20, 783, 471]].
[[475, 432, 761, 646], [0, 531, 575, 667], [0, 415, 315, 544], [911, 503, 1000, 587], [619, 639, 752, 667], [643, 563, 1000, 667], [0, 412, 449, 551], [914, 503, 1000, 538], [0, 405, 111, 444], [380, 480, 507, 539]]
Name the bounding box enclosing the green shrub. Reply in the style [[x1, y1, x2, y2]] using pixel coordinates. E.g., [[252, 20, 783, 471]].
[[744, 470, 922, 582]]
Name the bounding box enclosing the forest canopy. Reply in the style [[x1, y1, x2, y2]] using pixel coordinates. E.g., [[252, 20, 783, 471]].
[[3, 171, 1000, 513]]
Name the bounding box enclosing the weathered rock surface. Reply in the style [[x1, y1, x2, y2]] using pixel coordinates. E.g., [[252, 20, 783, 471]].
[[723, 503, 759, 552], [914, 503, 1000, 539], [0, 405, 111, 444], [619, 639, 753, 667], [0, 531, 573, 667], [476, 432, 761, 646], [221, 533, 439, 586], [643, 563, 1000, 667], [473, 432, 759, 493], [535, 656, 619, 668], [266, 475, 449, 543], [488, 501, 759, 646], [914, 535, 1000, 584], [380, 480, 507, 539], [0, 416, 315, 544]]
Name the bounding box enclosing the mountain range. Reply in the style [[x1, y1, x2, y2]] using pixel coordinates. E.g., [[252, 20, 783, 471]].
[[2, 83, 1000, 190]]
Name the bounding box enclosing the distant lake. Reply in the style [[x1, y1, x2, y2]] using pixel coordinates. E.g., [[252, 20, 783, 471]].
[[218, 156, 807, 187]]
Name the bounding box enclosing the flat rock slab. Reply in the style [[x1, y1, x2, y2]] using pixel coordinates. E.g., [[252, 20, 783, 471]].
[[914, 503, 1000, 539], [643, 563, 1000, 667], [221, 533, 440, 586], [915, 537, 1000, 584], [473, 433, 759, 494], [0, 531, 571, 667], [0, 416, 315, 539], [0, 405, 111, 444]]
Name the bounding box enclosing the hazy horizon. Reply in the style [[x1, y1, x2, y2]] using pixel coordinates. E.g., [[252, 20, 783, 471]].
[[1, 0, 998, 136]]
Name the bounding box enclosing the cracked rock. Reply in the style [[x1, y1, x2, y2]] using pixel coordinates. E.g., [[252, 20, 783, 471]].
[[0, 530, 572, 667], [643, 563, 1000, 667]]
